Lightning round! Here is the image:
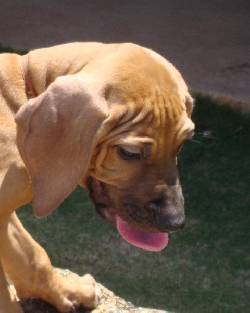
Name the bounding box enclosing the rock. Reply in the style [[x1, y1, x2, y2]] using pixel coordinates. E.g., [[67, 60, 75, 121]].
[[17, 269, 168, 313]]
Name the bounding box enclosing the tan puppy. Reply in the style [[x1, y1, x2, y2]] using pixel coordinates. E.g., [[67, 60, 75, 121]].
[[0, 42, 194, 312]]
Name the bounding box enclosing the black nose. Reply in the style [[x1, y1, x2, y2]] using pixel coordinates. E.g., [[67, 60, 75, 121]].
[[146, 198, 185, 231], [156, 213, 185, 231]]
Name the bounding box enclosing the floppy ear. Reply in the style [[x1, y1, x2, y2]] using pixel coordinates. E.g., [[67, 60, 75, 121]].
[[15, 75, 108, 217]]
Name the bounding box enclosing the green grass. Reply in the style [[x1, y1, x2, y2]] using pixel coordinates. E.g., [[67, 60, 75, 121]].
[[16, 95, 250, 313], [0, 43, 26, 54]]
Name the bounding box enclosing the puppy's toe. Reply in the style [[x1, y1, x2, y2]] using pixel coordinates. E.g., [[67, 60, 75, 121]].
[[80, 273, 96, 287]]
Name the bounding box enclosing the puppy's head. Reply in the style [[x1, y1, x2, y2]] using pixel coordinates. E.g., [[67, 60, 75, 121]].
[[85, 45, 194, 250], [16, 44, 194, 251]]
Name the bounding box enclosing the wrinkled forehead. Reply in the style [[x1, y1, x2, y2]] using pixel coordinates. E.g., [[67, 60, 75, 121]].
[[102, 44, 194, 147], [110, 89, 194, 155], [133, 92, 194, 151]]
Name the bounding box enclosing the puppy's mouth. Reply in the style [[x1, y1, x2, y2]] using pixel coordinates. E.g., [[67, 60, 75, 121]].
[[86, 177, 169, 252]]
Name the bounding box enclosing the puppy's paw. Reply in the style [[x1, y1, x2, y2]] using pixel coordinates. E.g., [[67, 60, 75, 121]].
[[17, 269, 98, 312], [51, 271, 98, 312]]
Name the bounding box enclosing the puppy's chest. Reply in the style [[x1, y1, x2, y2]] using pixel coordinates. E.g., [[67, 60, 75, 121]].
[[0, 94, 21, 171], [0, 113, 18, 169]]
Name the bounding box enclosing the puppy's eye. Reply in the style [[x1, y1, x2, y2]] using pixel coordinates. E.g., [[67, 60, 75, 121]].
[[117, 146, 142, 161]]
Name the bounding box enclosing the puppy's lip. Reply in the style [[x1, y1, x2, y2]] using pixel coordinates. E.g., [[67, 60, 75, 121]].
[[95, 204, 169, 252], [87, 175, 166, 230], [95, 204, 116, 225], [87, 176, 170, 251], [86, 176, 115, 223]]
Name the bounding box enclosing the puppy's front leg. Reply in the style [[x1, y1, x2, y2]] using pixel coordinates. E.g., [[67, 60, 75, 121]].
[[0, 213, 97, 312], [0, 264, 23, 313]]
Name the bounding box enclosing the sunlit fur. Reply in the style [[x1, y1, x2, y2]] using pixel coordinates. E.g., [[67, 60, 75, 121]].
[[0, 42, 194, 312], [87, 44, 194, 230]]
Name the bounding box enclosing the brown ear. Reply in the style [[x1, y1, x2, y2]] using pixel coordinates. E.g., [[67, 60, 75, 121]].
[[15, 75, 108, 217]]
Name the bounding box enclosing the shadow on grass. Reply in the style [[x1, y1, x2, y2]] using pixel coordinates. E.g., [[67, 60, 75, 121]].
[[17, 95, 250, 313], [0, 43, 26, 55]]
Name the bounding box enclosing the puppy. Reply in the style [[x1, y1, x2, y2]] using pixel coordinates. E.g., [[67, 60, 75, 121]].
[[0, 42, 194, 312]]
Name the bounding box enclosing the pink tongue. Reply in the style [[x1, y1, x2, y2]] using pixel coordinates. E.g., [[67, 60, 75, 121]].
[[115, 215, 169, 252]]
